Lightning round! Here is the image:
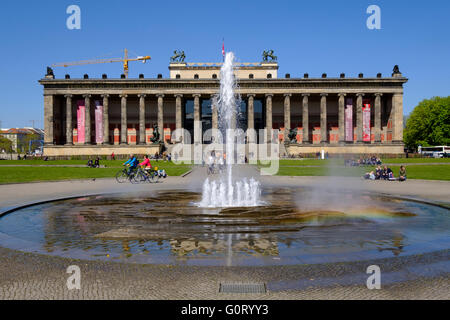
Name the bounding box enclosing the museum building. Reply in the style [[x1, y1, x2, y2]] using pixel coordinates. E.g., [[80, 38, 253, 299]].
[[39, 59, 407, 156]]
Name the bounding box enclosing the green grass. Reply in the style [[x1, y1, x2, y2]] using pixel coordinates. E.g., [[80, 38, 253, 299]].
[[381, 158, 450, 164], [268, 164, 450, 180], [0, 159, 190, 168], [0, 165, 191, 184], [259, 158, 450, 167]]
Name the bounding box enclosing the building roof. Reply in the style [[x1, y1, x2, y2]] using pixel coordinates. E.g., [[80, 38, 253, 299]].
[[0, 128, 44, 135]]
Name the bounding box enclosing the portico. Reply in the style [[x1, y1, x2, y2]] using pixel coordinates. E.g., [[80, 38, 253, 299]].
[[40, 61, 407, 157]]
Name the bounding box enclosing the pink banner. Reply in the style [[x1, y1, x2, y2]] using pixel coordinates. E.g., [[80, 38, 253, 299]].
[[95, 101, 103, 144], [77, 100, 85, 144], [345, 98, 353, 142], [363, 99, 371, 142]]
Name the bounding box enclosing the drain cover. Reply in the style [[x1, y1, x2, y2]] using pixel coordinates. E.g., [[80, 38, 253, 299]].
[[219, 283, 267, 294]]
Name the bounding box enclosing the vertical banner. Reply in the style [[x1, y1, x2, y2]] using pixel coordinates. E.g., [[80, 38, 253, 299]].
[[77, 100, 85, 144], [345, 98, 353, 142], [95, 101, 103, 144], [363, 99, 371, 142]]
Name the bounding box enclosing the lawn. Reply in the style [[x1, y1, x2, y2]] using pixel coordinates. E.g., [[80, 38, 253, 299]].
[[259, 158, 450, 167], [260, 164, 450, 181], [0, 159, 190, 168], [0, 165, 191, 184]]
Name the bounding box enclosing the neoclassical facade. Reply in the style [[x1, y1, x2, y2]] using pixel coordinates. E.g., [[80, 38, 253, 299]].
[[40, 61, 407, 156]]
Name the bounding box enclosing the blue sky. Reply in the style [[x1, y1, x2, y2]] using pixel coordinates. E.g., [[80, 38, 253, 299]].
[[0, 0, 449, 128]]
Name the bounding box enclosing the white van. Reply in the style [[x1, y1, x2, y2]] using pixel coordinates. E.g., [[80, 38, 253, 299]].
[[419, 146, 449, 158]]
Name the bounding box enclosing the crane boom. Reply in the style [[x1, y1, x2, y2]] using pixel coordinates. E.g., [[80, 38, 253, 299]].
[[51, 49, 151, 78]]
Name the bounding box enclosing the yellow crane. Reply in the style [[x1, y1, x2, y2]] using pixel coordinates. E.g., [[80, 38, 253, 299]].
[[51, 49, 151, 78]]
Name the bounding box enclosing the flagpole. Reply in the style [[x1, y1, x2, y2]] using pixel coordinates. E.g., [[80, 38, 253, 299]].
[[222, 38, 225, 62]]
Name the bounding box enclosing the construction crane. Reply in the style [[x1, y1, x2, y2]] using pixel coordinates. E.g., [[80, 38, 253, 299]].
[[51, 49, 151, 78]]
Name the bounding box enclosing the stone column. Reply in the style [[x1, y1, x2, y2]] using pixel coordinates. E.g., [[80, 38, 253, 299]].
[[138, 94, 146, 144], [338, 93, 346, 143], [211, 94, 218, 130], [284, 93, 291, 142], [65, 94, 73, 145], [175, 94, 183, 142], [102, 94, 109, 144], [44, 94, 54, 145], [84, 94, 91, 145], [193, 94, 201, 144], [374, 93, 383, 143], [247, 94, 255, 144], [247, 94, 255, 131], [265, 94, 273, 143], [356, 93, 364, 143], [157, 94, 164, 142], [320, 93, 328, 143], [392, 93, 404, 143], [120, 94, 127, 144], [302, 94, 309, 144]]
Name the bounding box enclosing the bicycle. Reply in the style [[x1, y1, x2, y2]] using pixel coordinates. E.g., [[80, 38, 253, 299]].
[[115, 167, 137, 183], [132, 167, 160, 184]]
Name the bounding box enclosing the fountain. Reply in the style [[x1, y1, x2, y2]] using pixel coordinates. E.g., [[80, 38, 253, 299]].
[[0, 54, 448, 271], [199, 52, 262, 208]]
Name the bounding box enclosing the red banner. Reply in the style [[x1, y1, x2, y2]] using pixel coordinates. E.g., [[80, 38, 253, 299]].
[[363, 99, 371, 142], [345, 98, 353, 142], [77, 100, 85, 144]]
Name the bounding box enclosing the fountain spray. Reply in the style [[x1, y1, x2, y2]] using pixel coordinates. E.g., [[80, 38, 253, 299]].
[[199, 52, 262, 208]]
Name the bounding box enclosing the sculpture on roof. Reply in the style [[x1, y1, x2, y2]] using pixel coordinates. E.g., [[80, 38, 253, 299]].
[[170, 50, 186, 62], [392, 65, 401, 76], [46, 66, 54, 76], [262, 50, 277, 62]]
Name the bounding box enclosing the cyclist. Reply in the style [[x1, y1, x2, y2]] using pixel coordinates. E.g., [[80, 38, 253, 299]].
[[123, 154, 139, 176], [138, 155, 152, 176]]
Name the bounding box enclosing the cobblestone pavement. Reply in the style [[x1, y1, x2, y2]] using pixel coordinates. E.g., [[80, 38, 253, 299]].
[[0, 246, 448, 299], [0, 166, 449, 299]]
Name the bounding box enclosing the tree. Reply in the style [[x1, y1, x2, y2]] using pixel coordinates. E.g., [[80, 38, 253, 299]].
[[404, 96, 450, 150], [0, 136, 13, 153], [18, 133, 41, 153]]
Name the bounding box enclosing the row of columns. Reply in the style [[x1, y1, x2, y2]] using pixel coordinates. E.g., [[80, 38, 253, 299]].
[[61, 94, 179, 145], [46, 92, 402, 145], [252, 92, 400, 144]]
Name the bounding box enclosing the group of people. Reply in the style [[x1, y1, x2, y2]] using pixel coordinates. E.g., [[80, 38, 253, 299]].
[[122, 154, 168, 178], [364, 165, 407, 182], [346, 155, 382, 167], [123, 154, 152, 175], [87, 157, 101, 168], [206, 151, 226, 174]]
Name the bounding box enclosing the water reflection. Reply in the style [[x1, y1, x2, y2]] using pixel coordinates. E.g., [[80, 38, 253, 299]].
[[0, 189, 448, 266]]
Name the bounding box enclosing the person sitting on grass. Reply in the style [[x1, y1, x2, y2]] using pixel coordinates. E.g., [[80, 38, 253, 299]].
[[375, 165, 382, 180], [138, 155, 152, 175], [363, 171, 376, 180], [87, 158, 94, 168], [94, 157, 100, 168], [399, 165, 407, 182], [123, 154, 139, 175], [382, 166, 393, 180]]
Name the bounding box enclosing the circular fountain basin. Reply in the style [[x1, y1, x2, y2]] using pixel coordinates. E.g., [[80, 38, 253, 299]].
[[0, 188, 448, 266]]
